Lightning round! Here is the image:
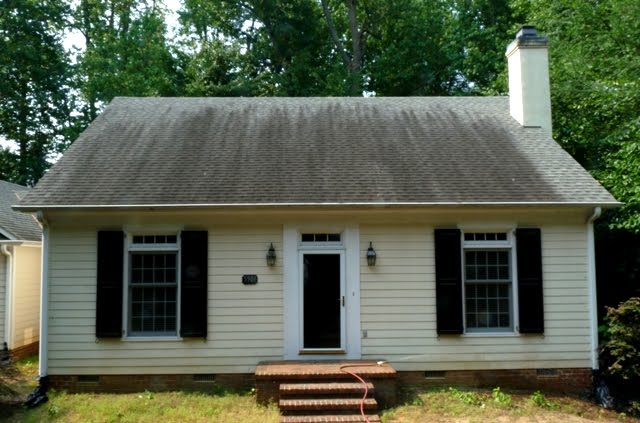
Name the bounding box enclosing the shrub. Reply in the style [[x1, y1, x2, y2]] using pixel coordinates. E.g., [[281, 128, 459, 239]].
[[601, 297, 640, 380]]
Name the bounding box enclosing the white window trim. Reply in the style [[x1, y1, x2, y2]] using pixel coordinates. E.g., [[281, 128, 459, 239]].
[[460, 229, 520, 335], [122, 232, 182, 340]]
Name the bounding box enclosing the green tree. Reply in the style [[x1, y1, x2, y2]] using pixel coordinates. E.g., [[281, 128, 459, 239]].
[[178, 0, 341, 96], [0, 0, 72, 185], [519, 0, 640, 232], [72, 0, 182, 122]]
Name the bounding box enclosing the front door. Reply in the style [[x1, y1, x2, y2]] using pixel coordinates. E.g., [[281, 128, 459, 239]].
[[283, 225, 361, 359], [302, 253, 342, 349]]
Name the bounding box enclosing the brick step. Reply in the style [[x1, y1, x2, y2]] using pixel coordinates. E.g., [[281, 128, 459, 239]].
[[279, 398, 378, 413], [280, 382, 375, 397], [280, 415, 381, 423]]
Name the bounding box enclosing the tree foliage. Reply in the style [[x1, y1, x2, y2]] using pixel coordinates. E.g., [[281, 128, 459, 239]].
[[72, 0, 182, 122], [0, 0, 72, 185], [0, 0, 638, 238], [519, 0, 640, 232]]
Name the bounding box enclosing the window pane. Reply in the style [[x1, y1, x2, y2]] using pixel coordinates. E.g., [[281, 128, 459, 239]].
[[154, 269, 165, 283], [465, 251, 510, 282], [465, 282, 511, 330]]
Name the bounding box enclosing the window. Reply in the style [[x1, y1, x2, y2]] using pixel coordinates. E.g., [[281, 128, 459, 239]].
[[301, 233, 341, 242], [434, 228, 544, 335], [463, 232, 513, 332], [96, 230, 208, 339], [128, 235, 179, 336]]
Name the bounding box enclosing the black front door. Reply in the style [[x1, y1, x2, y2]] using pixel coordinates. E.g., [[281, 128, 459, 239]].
[[303, 254, 341, 349]]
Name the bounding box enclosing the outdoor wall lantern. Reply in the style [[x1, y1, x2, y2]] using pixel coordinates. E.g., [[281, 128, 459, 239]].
[[367, 242, 377, 267], [266, 243, 277, 267]]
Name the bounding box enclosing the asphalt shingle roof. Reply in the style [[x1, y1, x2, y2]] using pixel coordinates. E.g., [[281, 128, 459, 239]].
[[16, 97, 617, 209], [0, 180, 41, 240]]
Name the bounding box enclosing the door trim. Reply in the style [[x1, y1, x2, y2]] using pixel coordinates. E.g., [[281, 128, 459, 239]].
[[283, 224, 361, 360]]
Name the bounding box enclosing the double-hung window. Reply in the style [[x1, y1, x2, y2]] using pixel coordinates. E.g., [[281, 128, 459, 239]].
[[128, 234, 179, 336], [434, 228, 543, 335], [96, 230, 208, 339], [463, 232, 514, 332]]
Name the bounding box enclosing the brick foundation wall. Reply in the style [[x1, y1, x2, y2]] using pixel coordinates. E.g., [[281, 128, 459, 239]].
[[398, 368, 592, 394], [49, 368, 592, 396], [9, 341, 39, 360], [49, 373, 255, 394]]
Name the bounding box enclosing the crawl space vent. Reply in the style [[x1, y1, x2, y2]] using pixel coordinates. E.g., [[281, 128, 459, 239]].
[[424, 371, 446, 379], [193, 374, 216, 382]]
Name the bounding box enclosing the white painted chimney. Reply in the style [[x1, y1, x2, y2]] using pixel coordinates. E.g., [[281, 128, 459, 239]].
[[505, 26, 552, 135]]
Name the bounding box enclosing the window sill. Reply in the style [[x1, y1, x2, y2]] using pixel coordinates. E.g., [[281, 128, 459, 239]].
[[462, 332, 519, 337], [123, 336, 183, 342]]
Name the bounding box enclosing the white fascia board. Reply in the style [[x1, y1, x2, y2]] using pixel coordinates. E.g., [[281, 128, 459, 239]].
[[13, 201, 622, 212]]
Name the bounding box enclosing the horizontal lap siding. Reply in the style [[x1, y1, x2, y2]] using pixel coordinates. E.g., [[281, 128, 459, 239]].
[[12, 246, 41, 349], [360, 224, 591, 371], [47, 226, 283, 375], [0, 256, 5, 344]]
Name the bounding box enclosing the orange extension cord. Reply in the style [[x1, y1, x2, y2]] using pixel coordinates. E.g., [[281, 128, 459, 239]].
[[339, 362, 386, 423]]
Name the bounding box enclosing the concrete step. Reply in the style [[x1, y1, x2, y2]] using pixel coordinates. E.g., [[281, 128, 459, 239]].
[[279, 398, 378, 413], [280, 415, 381, 423], [280, 382, 375, 397]]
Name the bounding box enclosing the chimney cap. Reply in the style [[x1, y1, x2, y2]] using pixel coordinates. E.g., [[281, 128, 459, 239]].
[[506, 25, 548, 55], [516, 25, 538, 39]]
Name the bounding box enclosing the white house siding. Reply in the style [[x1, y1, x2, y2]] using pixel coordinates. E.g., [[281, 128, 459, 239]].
[[359, 222, 591, 371], [46, 224, 283, 376], [45, 209, 594, 376], [0, 254, 6, 345], [11, 245, 41, 349]]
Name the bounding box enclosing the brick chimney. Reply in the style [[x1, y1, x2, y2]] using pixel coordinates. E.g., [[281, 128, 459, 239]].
[[505, 26, 552, 135]]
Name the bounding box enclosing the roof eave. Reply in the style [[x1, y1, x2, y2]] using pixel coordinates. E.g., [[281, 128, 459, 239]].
[[12, 201, 623, 213]]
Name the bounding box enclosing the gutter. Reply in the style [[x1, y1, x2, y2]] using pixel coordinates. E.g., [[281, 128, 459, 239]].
[[12, 200, 622, 212], [35, 211, 49, 378], [587, 207, 602, 370]]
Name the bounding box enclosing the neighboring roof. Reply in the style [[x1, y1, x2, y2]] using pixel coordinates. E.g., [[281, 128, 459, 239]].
[[16, 97, 617, 210], [0, 180, 41, 240]]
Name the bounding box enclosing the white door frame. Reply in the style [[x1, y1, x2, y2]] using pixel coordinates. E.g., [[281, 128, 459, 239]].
[[283, 224, 361, 360]]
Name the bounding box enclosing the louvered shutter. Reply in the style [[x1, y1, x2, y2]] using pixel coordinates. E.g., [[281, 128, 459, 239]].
[[96, 231, 124, 337], [516, 228, 544, 333], [180, 230, 208, 337], [434, 229, 463, 334]]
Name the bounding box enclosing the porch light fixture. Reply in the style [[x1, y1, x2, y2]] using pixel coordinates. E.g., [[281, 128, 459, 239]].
[[367, 242, 377, 267], [266, 243, 277, 267]]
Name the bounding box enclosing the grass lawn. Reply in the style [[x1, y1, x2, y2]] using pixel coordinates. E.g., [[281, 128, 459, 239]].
[[1, 356, 636, 422]]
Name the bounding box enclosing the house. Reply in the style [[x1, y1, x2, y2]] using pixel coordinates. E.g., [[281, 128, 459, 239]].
[[15, 27, 618, 395], [1, 180, 42, 360]]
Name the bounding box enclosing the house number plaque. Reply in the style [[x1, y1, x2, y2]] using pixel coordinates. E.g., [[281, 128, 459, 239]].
[[242, 274, 258, 285]]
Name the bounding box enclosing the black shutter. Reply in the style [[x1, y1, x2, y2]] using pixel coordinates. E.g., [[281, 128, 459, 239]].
[[180, 230, 208, 338], [434, 229, 463, 334], [516, 228, 544, 334], [96, 231, 124, 337]]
